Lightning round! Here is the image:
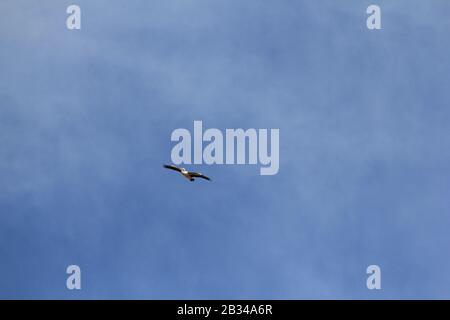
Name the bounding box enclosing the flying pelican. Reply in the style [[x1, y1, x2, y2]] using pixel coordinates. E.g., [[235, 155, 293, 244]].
[[163, 164, 211, 181]]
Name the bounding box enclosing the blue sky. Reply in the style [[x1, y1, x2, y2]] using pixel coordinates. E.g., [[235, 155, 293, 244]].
[[1, 0, 450, 299]]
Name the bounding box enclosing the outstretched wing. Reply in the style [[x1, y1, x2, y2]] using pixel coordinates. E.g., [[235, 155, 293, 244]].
[[189, 172, 211, 181], [163, 164, 182, 172]]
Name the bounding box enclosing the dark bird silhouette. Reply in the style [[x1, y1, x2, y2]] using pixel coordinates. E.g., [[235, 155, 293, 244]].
[[163, 164, 211, 181]]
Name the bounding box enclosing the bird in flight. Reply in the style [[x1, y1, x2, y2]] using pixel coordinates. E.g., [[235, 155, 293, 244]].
[[163, 164, 211, 182]]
